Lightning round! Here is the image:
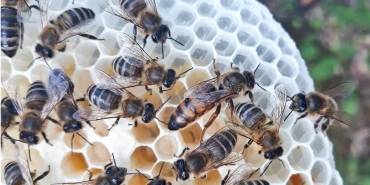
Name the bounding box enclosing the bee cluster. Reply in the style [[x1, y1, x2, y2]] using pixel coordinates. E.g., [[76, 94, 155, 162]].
[[1, 0, 351, 185]]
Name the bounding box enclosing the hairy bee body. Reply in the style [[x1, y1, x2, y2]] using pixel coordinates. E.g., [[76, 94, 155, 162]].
[[120, 0, 147, 17], [25, 81, 48, 111], [4, 161, 25, 185], [306, 93, 337, 116], [112, 56, 144, 78], [87, 85, 122, 111]]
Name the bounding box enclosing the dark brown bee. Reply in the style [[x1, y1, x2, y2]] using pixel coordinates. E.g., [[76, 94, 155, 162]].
[[136, 162, 172, 185], [1, 0, 39, 58], [226, 85, 287, 175], [285, 82, 356, 132], [4, 140, 50, 185], [1, 97, 19, 147], [30, 4, 103, 67], [172, 128, 242, 181], [101, 0, 183, 58], [72, 70, 170, 131], [168, 59, 264, 142], [24, 81, 49, 111], [221, 164, 269, 185], [112, 33, 192, 94]]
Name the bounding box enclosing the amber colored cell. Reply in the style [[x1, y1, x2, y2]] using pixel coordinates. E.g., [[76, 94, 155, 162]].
[[83, 168, 104, 180], [151, 161, 177, 183], [92, 120, 109, 137], [288, 173, 306, 185], [185, 69, 210, 88], [179, 123, 202, 148], [142, 90, 162, 109], [86, 142, 111, 166], [63, 131, 89, 151], [61, 152, 88, 178], [29, 148, 44, 170], [194, 169, 222, 185], [131, 120, 160, 144], [158, 106, 176, 130], [154, 135, 178, 160], [130, 146, 157, 171], [128, 173, 150, 185]]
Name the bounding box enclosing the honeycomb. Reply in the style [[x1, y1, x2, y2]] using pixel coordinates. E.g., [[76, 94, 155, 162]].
[[0, 0, 343, 185]]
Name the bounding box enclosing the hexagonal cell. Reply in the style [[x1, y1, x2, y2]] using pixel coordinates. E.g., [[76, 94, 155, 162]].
[[148, 42, 171, 60], [154, 135, 178, 160], [158, 106, 175, 130], [50, 54, 76, 77], [295, 74, 314, 93], [8, 75, 30, 97], [216, 13, 238, 33], [131, 120, 160, 144], [196, 0, 218, 18], [130, 146, 157, 171], [157, 0, 177, 11], [236, 26, 262, 48], [173, 5, 196, 26], [190, 43, 214, 66], [274, 78, 300, 98], [278, 37, 297, 55], [194, 169, 222, 185], [207, 58, 232, 77], [163, 52, 192, 71], [1, 59, 11, 81], [70, 69, 93, 96], [291, 119, 315, 143], [287, 145, 313, 171], [151, 161, 177, 183], [213, 34, 237, 57], [63, 131, 89, 151], [277, 55, 299, 78], [178, 122, 202, 148], [233, 48, 259, 70], [50, 0, 69, 11], [98, 31, 120, 56], [259, 21, 279, 42], [193, 18, 217, 41], [94, 57, 116, 76], [280, 130, 294, 155], [185, 68, 211, 88], [86, 142, 111, 166], [61, 152, 88, 178], [162, 81, 186, 105], [310, 134, 329, 158], [287, 173, 312, 185], [255, 64, 279, 87], [75, 42, 100, 67], [11, 48, 34, 71], [263, 158, 290, 183], [83, 168, 104, 180], [29, 148, 44, 170], [256, 40, 281, 64], [311, 160, 331, 185], [24, 24, 42, 46], [92, 120, 109, 137], [220, 0, 242, 11], [102, 11, 127, 31], [170, 26, 195, 50], [251, 90, 271, 113], [128, 172, 150, 185], [240, 6, 262, 25], [30, 64, 50, 82], [329, 170, 343, 185]]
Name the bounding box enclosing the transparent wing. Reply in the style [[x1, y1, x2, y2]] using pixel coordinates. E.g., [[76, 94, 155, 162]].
[[145, 0, 158, 14], [37, 0, 52, 28], [322, 110, 356, 127], [117, 33, 153, 66], [184, 74, 229, 98], [57, 19, 97, 43], [205, 152, 244, 172], [48, 68, 76, 106], [51, 180, 95, 185], [322, 82, 356, 99], [14, 142, 33, 185], [270, 84, 287, 126], [114, 75, 151, 88], [99, 0, 143, 28], [72, 106, 125, 122], [16, 0, 31, 22], [225, 164, 253, 185], [2, 81, 24, 117], [225, 120, 261, 145], [92, 70, 136, 98]]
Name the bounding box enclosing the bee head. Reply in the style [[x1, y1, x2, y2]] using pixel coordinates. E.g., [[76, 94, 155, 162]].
[[290, 93, 307, 112], [152, 25, 170, 44], [174, 159, 189, 181], [19, 131, 39, 144], [163, 69, 176, 88], [243, 71, 255, 89], [142, 103, 155, 123], [63, 121, 83, 133], [264, 146, 283, 160], [35, 43, 54, 58], [106, 166, 127, 185]]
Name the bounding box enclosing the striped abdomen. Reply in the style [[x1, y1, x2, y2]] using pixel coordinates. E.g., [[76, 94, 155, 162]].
[[87, 85, 122, 111], [25, 81, 48, 111], [234, 103, 267, 129], [112, 56, 144, 78], [4, 161, 26, 185], [236, 180, 270, 185], [206, 130, 237, 159], [1, 7, 20, 58], [55, 8, 95, 32], [120, 0, 147, 17]]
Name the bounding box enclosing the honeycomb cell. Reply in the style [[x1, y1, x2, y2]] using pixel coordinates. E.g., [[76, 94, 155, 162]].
[[83, 168, 104, 180], [151, 161, 177, 183], [23, 24, 41, 46], [157, 0, 177, 11], [190, 43, 214, 66], [1, 59, 11, 81], [291, 119, 315, 143], [275, 78, 300, 98], [102, 12, 127, 31], [213, 34, 237, 57], [208, 58, 233, 76], [86, 142, 110, 166], [75, 42, 100, 67], [179, 122, 202, 148], [131, 120, 160, 144], [311, 160, 331, 185], [61, 152, 88, 178], [287, 145, 313, 171], [259, 21, 279, 42], [70, 69, 93, 96], [233, 50, 259, 71], [130, 146, 157, 171], [173, 5, 196, 26], [11, 49, 34, 71], [278, 38, 297, 56], [240, 6, 262, 25], [29, 64, 50, 83], [196, 0, 218, 18], [99, 31, 120, 56], [50, 0, 69, 11], [263, 158, 290, 183], [128, 173, 150, 185], [295, 74, 314, 94], [170, 26, 195, 50], [158, 106, 175, 130], [253, 90, 272, 113], [185, 68, 211, 88], [94, 57, 116, 76], [280, 130, 294, 155], [29, 148, 44, 170], [148, 42, 171, 60], [161, 81, 186, 105], [310, 134, 329, 158], [154, 135, 178, 160], [329, 170, 343, 185], [194, 169, 222, 185], [256, 40, 281, 64], [92, 120, 109, 137], [164, 52, 192, 70], [8, 75, 30, 97], [216, 13, 238, 33], [288, 173, 312, 185], [63, 131, 89, 151], [236, 25, 262, 47], [193, 18, 217, 41], [255, 63, 279, 87], [277, 55, 299, 78], [50, 54, 76, 77]]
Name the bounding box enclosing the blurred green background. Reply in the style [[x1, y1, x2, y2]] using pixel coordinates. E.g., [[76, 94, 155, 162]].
[[259, 0, 370, 184]]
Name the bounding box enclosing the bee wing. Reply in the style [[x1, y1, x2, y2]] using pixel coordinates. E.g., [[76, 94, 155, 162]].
[[14, 142, 33, 185], [270, 84, 287, 127], [57, 19, 97, 43], [114, 75, 151, 88], [48, 68, 77, 106], [16, 0, 31, 22], [322, 110, 355, 127], [51, 180, 95, 185], [321, 82, 356, 99], [225, 120, 261, 145], [92, 70, 136, 98], [2, 81, 24, 117], [37, 0, 52, 28], [184, 76, 224, 98], [205, 152, 244, 173], [145, 0, 158, 14], [224, 164, 253, 185], [117, 33, 153, 66], [72, 106, 124, 122]]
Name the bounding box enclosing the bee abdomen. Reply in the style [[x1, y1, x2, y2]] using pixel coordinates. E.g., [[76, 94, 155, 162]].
[[208, 130, 237, 156], [113, 56, 143, 78], [1, 7, 20, 58], [168, 98, 197, 130], [121, 0, 147, 17], [236, 103, 266, 128], [56, 8, 95, 31], [237, 180, 270, 185], [25, 81, 48, 110], [4, 161, 25, 185], [87, 85, 121, 111]]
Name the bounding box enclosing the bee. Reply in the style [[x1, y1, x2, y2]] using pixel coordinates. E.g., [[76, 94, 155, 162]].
[[1, 97, 19, 147], [172, 128, 242, 181], [4, 140, 50, 185], [168, 59, 264, 142], [135, 162, 172, 185], [285, 82, 356, 132], [225, 84, 287, 175], [1, 0, 39, 58], [29, 2, 103, 67], [52, 153, 135, 185], [49, 68, 94, 154], [101, 0, 183, 58], [72, 70, 170, 131], [3, 71, 69, 160], [221, 164, 269, 185], [112, 33, 192, 94]]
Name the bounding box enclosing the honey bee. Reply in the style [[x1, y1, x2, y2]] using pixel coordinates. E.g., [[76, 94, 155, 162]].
[[221, 164, 269, 185], [172, 128, 242, 180], [285, 82, 356, 132], [101, 0, 183, 58], [49, 69, 94, 154], [168, 59, 264, 142], [3, 72, 69, 160], [112, 33, 192, 94], [72, 70, 170, 131], [1, 97, 19, 147], [29, 1, 103, 67], [1, 0, 39, 58], [135, 162, 172, 185], [225, 84, 287, 175], [4, 140, 50, 185]]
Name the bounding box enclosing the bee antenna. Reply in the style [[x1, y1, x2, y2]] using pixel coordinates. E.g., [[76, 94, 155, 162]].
[[77, 132, 94, 146], [44, 58, 52, 70], [167, 37, 184, 46], [279, 159, 285, 168], [155, 96, 171, 114], [155, 117, 167, 125], [260, 160, 273, 177], [28, 144, 32, 161], [284, 109, 294, 121], [175, 67, 193, 80], [135, 169, 151, 180], [254, 63, 261, 75], [28, 57, 42, 68], [256, 83, 266, 91], [158, 162, 165, 177], [111, 153, 118, 168]]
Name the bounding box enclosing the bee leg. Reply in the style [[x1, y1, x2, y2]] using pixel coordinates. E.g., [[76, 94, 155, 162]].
[[314, 116, 323, 133], [143, 35, 149, 48], [230, 63, 239, 71], [226, 98, 235, 121], [108, 117, 120, 131], [212, 59, 221, 77], [248, 167, 260, 179], [46, 116, 61, 125], [71, 133, 75, 154], [294, 112, 308, 124], [85, 121, 95, 129], [75, 95, 86, 102], [174, 147, 189, 158], [87, 169, 93, 180], [244, 90, 254, 103], [133, 25, 137, 41], [145, 85, 153, 95], [41, 132, 53, 146], [200, 104, 221, 143], [321, 117, 330, 133], [20, 22, 24, 49], [33, 165, 50, 183], [243, 139, 254, 153], [221, 169, 231, 184], [78, 34, 104, 41]]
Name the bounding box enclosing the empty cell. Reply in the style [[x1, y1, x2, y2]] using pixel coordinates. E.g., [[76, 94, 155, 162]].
[[50, 54, 76, 77], [1, 59, 11, 81], [311, 160, 331, 185], [291, 119, 315, 143], [295, 74, 314, 93], [131, 120, 160, 144], [150, 43, 171, 59], [287, 145, 313, 171], [275, 78, 300, 98], [151, 161, 177, 182], [179, 122, 202, 148], [277, 55, 299, 78], [28, 148, 44, 170], [24, 24, 41, 46], [130, 146, 157, 171], [86, 142, 111, 166], [12, 49, 34, 71], [280, 130, 294, 154], [102, 12, 126, 31], [170, 27, 195, 50], [190, 44, 214, 66], [213, 34, 237, 56], [233, 48, 258, 69], [196, 1, 218, 18], [50, 0, 69, 11], [61, 152, 88, 178], [220, 0, 243, 11], [92, 120, 109, 137], [193, 19, 217, 41], [240, 6, 262, 25], [185, 68, 211, 88], [70, 69, 93, 95], [94, 57, 116, 76], [263, 158, 290, 183], [162, 81, 186, 105], [194, 169, 222, 185], [259, 22, 279, 41], [75, 42, 100, 67], [173, 7, 196, 26], [157, 0, 177, 11], [253, 91, 272, 113], [236, 26, 262, 47], [99, 31, 120, 56], [85, 1, 104, 15], [255, 65, 278, 87], [63, 131, 89, 151], [278, 38, 296, 55], [208, 58, 232, 77], [154, 135, 178, 160], [29, 65, 50, 82], [310, 134, 329, 158], [8, 75, 30, 97], [256, 41, 281, 64], [216, 13, 238, 33]]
